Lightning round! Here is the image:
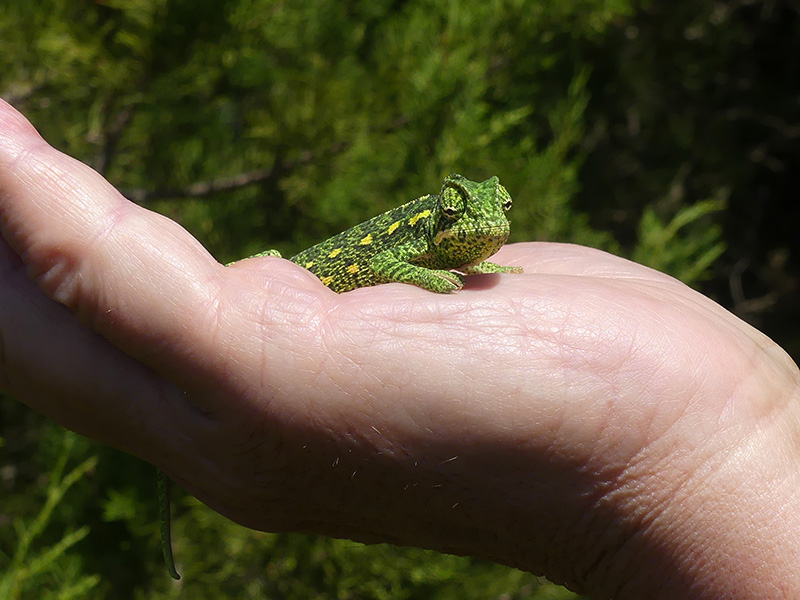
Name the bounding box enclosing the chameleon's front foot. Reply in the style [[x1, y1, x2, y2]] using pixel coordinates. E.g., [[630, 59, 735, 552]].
[[420, 269, 466, 293], [462, 261, 523, 275]]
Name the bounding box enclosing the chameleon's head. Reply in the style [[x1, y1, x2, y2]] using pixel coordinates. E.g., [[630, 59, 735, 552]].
[[430, 173, 513, 267]]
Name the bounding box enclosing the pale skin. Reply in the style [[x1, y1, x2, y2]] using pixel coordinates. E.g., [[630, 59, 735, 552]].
[[2, 99, 800, 599]]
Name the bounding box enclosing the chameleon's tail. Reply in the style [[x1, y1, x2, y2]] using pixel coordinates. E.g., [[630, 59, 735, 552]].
[[157, 469, 181, 580]]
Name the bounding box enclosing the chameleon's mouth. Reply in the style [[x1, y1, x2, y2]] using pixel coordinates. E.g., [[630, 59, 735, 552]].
[[434, 225, 509, 245], [432, 225, 509, 268]]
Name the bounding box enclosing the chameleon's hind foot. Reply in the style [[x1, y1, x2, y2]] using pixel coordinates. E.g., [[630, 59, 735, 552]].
[[226, 249, 282, 266]]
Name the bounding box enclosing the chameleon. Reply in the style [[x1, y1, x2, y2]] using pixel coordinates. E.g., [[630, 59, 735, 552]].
[[251, 172, 523, 292], [158, 173, 523, 578]]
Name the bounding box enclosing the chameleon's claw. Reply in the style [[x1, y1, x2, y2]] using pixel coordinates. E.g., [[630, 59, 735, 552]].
[[430, 270, 465, 293]]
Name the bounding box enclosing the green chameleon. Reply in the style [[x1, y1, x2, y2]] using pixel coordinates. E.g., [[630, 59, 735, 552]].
[[158, 173, 523, 578]]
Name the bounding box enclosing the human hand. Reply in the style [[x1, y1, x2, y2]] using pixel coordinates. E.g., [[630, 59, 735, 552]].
[[2, 99, 799, 599]]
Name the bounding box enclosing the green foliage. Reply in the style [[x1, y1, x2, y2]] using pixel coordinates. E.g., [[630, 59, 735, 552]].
[[132, 496, 579, 599], [1, 0, 633, 261], [576, 0, 798, 311], [0, 432, 100, 600], [633, 193, 727, 286]]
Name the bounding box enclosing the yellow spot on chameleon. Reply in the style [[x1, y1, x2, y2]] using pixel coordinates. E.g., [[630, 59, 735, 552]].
[[359, 234, 373, 245], [321, 275, 334, 286], [408, 210, 432, 226], [346, 264, 360, 274], [387, 221, 400, 235], [304, 261, 315, 269], [328, 248, 342, 258]]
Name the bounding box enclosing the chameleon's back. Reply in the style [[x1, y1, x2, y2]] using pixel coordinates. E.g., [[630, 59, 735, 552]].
[[288, 174, 517, 293], [289, 194, 439, 291]]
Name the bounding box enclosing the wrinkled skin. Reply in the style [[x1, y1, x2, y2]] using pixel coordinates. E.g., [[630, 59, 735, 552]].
[[2, 99, 800, 599]]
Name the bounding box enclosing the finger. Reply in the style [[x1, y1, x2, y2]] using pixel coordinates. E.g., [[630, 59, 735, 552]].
[[0, 233, 177, 459], [0, 100, 254, 397]]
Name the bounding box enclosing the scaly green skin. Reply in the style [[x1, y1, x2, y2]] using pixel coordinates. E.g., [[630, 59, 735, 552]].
[[252, 173, 521, 293], [158, 174, 522, 578]]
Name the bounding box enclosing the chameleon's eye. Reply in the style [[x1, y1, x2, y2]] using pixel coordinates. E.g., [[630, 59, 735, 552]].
[[440, 187, 465, 220]]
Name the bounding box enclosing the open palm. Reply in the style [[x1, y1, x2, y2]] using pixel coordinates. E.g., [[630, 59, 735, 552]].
[[2, 99, 799, 599]]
